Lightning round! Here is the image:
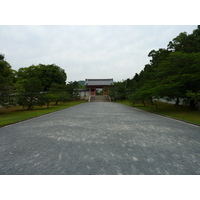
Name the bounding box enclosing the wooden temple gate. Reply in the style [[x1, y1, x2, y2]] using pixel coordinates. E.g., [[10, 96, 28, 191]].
[[85, 79, 113, 96]]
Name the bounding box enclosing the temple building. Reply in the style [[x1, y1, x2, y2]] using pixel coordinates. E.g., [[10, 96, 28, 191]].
[[85, 79, 113, 96], [75, 78, 113, 100]]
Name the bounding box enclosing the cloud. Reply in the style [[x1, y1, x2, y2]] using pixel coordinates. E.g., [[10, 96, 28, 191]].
[[0, 25, 197, 82]]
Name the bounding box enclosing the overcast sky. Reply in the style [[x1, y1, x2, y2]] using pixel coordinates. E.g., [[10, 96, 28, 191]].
[[0, 25, 197, 82]]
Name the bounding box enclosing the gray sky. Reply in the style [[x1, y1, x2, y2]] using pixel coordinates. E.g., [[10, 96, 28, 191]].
[[0, 25, 197, 82]]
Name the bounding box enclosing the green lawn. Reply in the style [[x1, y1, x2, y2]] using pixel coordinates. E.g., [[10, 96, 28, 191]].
[[0, 101, 86, 127], [116, 100, 200, 126]]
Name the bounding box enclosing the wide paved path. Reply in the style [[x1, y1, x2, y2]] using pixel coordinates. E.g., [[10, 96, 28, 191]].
[[0, 102, 200, 175]]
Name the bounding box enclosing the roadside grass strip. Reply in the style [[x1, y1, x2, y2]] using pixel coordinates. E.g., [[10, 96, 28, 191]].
[[0, 101, 86, 127], [117, 100, 200, 126]]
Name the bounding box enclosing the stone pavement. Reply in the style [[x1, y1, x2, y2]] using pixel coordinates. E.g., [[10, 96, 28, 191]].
[[0, 102, 200, 174], [90, 95, 110, 102]]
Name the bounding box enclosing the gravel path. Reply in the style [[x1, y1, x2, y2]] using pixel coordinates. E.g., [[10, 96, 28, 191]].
[[0, 102, 200, 175]]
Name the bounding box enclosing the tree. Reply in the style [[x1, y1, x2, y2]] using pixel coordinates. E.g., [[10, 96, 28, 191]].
[[16, 77, 44, 109], [0, 59, 16, 107], [192, 25, 200, 52], [16, 64, 67, 109], [128, 26, 200, 108], [17, 64, 67, 91], [128, 49, 171, 105], [37, 64, 67, 91], [167, 32, 189, 52], [46, 83, 71, 106], [109, 81, 128, 100], [186, 90, 200, 112], [153, 52, 200, 105], [0, 53, 5, 60], [129, 85, 154, 106], [167, 26, 200, 53], [66, 81, 79, 100]]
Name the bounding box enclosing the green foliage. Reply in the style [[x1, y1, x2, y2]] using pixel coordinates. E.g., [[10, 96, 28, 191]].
[[14, 64, 68, 109], [0, 59, 16, 107], [0, 56, 80, 110], [47, 84, 72, 105], [167, 26, 200, 53], [186, 90, 200, 111], [17, 64, 67, 91], [109, 82, 126, 100], [0, 53, 5, 60], [66, 81, 80, 100], [16, 77, 44, 109], [0, 60, 79, 109], [121, 25, 200, 110], [110, 79, 136, 101]]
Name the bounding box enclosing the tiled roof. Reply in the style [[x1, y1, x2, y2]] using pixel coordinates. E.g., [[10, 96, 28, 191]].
[[85, 79, 113, 86]]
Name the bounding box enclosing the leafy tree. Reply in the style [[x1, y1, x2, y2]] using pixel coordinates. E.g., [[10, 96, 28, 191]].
[[109, 81, 127, 100], [47, 84, 71, 106], [66, 81, 79, 100], [192, 25, 200, 52], [38, 64, 67, 91], [128, 49, 171, 105], [168, 32, 190, 52], [16, 64, 68, 109], [128, 26, 200, 108], [154, 52, 200, 105], [148, 48, 171, 66], [17, 64, 67, 91], [167, 26, 200, 53], [186, 90, 200, 111], [0, 59, 16, 107], [0, 53, 5, 60], [16, 77, 44, 109], [129, 85, 153, 106]]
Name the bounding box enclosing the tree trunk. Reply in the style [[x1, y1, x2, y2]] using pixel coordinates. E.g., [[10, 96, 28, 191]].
[[175, 97, 180, 106], [141, 100, 146, 107], [154, 101, 158, 109], [150, 97, 154, 105], [189, 99, 197, 110]]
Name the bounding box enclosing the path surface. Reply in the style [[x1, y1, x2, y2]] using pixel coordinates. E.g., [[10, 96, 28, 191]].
[[90, 95, 110, 102], [0, 102, 200, 175]]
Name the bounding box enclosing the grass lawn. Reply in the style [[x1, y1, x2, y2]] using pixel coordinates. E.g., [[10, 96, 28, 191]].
[[0, 101, 86, 127], [116, 100, 200, 126]]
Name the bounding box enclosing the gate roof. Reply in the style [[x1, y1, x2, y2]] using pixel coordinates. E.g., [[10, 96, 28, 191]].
[[85, 79, 113, 86]]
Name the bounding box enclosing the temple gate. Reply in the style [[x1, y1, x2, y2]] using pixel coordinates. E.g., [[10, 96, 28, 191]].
[[85, 79, 113, 96]]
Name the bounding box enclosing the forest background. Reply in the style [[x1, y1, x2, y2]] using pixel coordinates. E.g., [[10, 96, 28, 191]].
[[110, 25, 200, 112]]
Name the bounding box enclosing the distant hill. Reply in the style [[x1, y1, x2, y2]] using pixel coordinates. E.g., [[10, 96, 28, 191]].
[[78, 80, 85, 86]]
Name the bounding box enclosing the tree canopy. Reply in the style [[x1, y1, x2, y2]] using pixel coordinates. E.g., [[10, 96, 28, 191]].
[[17, 64, 67, 91], [111, 25, 200, 110], [0, 58, 15, 107], [0, 55, 71, 109], [15, 64, 69, 109]]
